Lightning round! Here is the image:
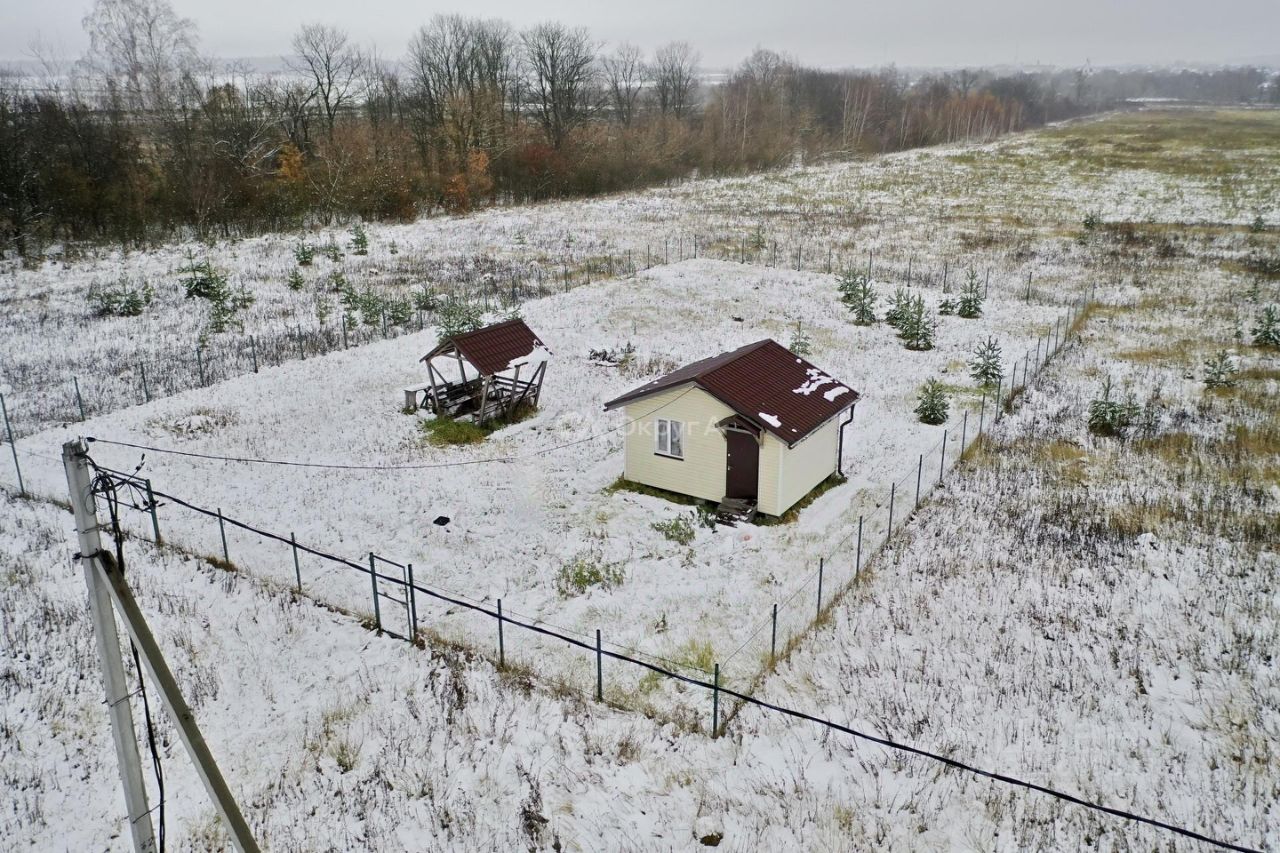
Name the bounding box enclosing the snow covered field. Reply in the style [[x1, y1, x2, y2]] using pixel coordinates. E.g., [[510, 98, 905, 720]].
[[2, 107, 1277, 850], [7, 256, 1071, 711]]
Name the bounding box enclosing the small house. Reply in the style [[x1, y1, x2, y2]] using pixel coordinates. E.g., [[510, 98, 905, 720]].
[[410, 319, 552, 425], [604, 340, 859, 520]]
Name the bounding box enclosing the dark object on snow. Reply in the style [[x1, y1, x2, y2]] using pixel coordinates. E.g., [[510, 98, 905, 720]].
[[433, 516, 450, 526]]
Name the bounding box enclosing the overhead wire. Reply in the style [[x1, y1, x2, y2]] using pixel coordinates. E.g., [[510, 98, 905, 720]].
[[88, 465, 1261, 853]]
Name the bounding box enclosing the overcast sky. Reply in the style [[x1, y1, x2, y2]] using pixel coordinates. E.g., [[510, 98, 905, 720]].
[[5, 0, 1279, 69]]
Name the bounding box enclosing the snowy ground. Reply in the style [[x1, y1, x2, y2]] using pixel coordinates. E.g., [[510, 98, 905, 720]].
[[7, 257, 1070, 709], [2, 107, 1278, 850]]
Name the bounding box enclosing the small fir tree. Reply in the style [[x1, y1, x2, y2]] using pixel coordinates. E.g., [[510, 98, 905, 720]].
[[1088, 376, 1140, 437], [957, 269, 984, 319], [789, 320, 813, 356], [1250, 305, 1280, 347], [885, 287, 912, 329], [349, 222, 369, 255], [1202, 350, 1237, 388], [436, 299, 484, 343], [970, 337, 1003, 387], [837, 270, 877, 325], [899, 295, 935, 351], [915, 379, 949, 425], [294, 242, 314, 266], [322, 239, 343, 262], [287, 268, 305, 291], [938, 297, 957, 316]]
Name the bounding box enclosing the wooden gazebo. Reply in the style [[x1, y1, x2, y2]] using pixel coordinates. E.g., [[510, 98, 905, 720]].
[[411, 319, 551, 425]]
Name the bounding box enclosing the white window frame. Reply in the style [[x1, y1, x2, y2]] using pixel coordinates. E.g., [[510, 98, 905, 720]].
[[655, 418, 684, 459]]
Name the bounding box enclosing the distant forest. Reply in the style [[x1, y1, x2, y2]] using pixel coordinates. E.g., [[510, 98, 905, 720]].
[[2, 0, 1278, 256]]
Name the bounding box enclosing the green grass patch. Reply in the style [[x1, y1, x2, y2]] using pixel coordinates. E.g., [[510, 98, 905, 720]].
[[606, 476, 708, 508], [418, 404, 537, 447]]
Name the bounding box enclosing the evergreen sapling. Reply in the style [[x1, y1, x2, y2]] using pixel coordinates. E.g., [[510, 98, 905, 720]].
[[970, 337, 1003, 387], [915, 379, 949, 425]]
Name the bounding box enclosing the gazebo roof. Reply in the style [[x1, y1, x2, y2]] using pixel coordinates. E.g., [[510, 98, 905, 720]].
[[421, 319, 551, 376]]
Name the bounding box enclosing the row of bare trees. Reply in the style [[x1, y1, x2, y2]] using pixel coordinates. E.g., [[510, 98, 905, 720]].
[[4, 0, 1273, 256]]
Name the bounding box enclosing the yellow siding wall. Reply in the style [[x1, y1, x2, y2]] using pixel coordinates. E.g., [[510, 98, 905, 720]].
[[622, 386, 736, 503], [768, 415, 840, 515]]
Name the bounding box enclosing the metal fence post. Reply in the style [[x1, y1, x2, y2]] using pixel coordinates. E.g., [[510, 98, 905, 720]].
[[406, 563, 418, 640], [960, 411, 968, 455], [341, 314, 349, 349], [250, 336, 259, 373], [369, 552, 382, 632], [888, 482, 896, 536], [74, 377, 86, 421], [712, 663, 720, 737], [146, 480, 161, 543], [816, 558, 824, 619], [770, 603, 778, 662], [979, 393, 987, 436], [496, 598, 505, 668], [855, 516, 863, 575], [995, 377, 1003, 419], [2, 393, 24, 496], [140, 363, 150, 402], [196, 347, 206, 387], [291, 532, 301, 592], [595, 629, 603, 702], [915, 454, 923, 508], [217, 508, 229, 564], [939, 430, 947, 483]]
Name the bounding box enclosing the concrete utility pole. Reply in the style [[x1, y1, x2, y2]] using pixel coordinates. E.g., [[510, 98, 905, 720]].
[[64, 440, 157, 853], [63, 440, 260, 853]]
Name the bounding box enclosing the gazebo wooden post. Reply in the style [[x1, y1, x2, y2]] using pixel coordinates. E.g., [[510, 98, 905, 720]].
[[507, 364, 523, 418], [477, 375, 492, 425], [531, 362, 547, 409], [424, 359, 441, 413]]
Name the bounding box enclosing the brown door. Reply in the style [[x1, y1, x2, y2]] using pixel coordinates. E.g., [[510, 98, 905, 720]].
[[725, 430, 759, 500]]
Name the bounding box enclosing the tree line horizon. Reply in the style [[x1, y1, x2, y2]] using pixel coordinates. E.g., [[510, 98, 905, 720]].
[[2, 0, 1277, 257]]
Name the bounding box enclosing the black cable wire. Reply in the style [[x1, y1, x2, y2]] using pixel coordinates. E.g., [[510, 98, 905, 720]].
[[84, 386, 698, 471], [94, 467, 1261, 853]]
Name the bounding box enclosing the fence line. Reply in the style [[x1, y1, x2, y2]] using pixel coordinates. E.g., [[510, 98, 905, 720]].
[[3, 230, 1065, 440], [0, 292, 1095, 706], [52, 291, 1092, 738], [715, 291, 1094, 715]]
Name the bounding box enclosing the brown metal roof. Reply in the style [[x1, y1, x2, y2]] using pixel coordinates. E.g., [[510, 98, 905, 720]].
[[604, 339, 860, 445], [421, 319, 550, 377]]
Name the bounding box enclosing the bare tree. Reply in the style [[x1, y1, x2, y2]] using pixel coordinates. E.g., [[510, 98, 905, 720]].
[[288, 24, 365, 140], [406, 15, 515, 166], [520, 22, 598, 150], [81, 0, 199, 111], [652, 41, 699, 118], [601, 43, 646, 127]]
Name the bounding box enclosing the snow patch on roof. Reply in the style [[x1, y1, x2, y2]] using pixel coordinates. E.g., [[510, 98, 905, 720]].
[[823, 385, 851, 402], [758, 412, 782, 428], [506, 343, 552, 371], [793, 367, 836, 396]]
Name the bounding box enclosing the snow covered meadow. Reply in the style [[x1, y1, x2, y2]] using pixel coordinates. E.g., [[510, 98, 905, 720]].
[[2, 107, 1277, 849], [6, 256, 1072, 714]]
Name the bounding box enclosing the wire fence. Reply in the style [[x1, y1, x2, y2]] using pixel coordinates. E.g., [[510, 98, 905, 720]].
[[713, 290, 1094, 718], [6, 291, 1094, 742], [2, 228, 1048, 440]]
